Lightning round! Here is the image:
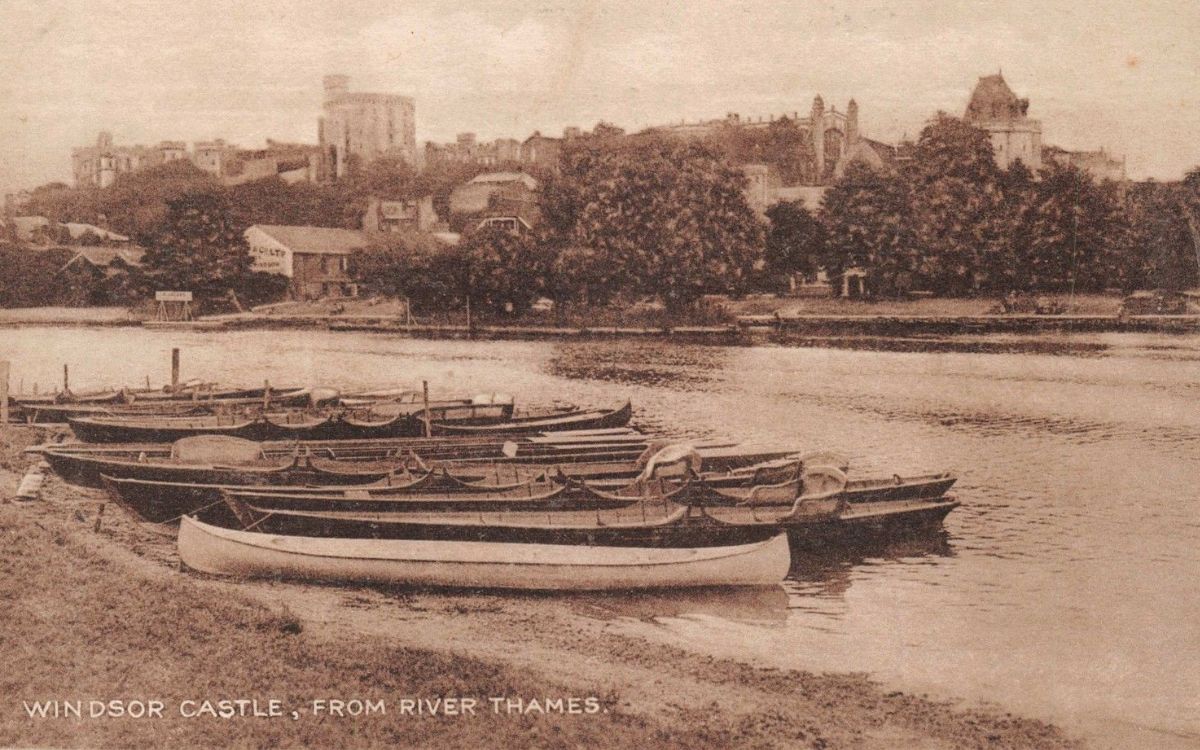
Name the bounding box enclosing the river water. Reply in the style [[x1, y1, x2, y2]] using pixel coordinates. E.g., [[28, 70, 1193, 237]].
[[2, 326, 1198, 746]]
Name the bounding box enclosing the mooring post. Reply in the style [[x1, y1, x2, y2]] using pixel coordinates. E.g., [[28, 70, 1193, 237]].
[[263, 379, 271, 411], [422, 380, 431, 437], [63, 364, 69, 394], [0, 360, 9, 424], [171, 348, 180, 389]]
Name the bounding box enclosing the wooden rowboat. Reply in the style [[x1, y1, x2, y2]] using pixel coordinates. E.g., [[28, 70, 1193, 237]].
[[65, 399, 615, 443], [216, 482, 842, 546], [44, 449, 409, 489], [66, 400, 516, 443], [177, 515, 791, 590], [431, 401, 633, 436]]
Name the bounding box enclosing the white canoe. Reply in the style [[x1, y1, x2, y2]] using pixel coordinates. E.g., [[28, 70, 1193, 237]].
[[177, 516, 790, 591]]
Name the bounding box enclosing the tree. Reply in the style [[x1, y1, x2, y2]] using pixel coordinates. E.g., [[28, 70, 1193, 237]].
[[704, 117, 817, 185], [819, 162, 916, 296], [903, 114, 1004, 295], [226, 177, 359, 231], [1121, 181, 1199, 291], [24, 182, 103, 225], [552, 134, 765, 309], [455, 227, 553, 314], [985, 161, 1038, 292], [763, 200, 826, 291], [1020, 162, 1127, 293], [141, 187, 285, 310], [99, 161, 218, 242], [351, 230, 446, 308], [0, 247, 75, 307]]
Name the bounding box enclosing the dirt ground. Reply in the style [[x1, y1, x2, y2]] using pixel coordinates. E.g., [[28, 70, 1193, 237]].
[[0, 425, 1082, 749]]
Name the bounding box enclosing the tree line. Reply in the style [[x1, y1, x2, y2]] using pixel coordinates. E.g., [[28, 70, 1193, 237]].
[[352, 118, 1200, 317], [5, 115, 1199, 313], [811, 115, 1200, 296]]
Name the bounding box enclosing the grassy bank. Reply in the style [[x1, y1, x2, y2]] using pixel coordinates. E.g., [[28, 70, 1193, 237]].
[[247, 293, 1128, 327], [1, 425, 1080, 749]]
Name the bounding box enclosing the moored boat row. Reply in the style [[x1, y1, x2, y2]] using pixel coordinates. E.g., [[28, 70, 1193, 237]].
[[30, 377, 961, 590]]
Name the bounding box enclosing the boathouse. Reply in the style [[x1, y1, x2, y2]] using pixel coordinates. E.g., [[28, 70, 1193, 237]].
[[244, 224, 365, 299]]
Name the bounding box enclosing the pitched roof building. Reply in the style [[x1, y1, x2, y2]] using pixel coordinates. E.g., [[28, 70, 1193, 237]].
[[60, 246, 145, 272], [244, 224, 367, 299]]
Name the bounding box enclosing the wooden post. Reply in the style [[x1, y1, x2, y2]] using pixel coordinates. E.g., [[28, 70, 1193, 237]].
[[263, 380, 271, 412], [422, 380, 431, 438], [63, 364, 69, 394], [1, 361, 9, 424], [171, 348, 180, 389]]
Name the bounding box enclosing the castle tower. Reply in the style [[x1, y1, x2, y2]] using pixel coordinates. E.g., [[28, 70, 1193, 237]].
[[963, 73, 1041, 170], [846, 99, 859, 146], [318, 74, 417, 179], [323, 74, 350, 103], [810, 95, 826, 182]]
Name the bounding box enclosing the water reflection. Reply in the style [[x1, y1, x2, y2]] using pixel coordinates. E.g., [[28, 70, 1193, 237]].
[[546, 341, 731, 389], [787, 530, 954, 598], [764, 333, 1113, 356], [561, 585, 790, 624]]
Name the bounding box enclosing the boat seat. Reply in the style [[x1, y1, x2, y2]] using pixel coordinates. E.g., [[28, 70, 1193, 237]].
[[171, 435, 265, 463]]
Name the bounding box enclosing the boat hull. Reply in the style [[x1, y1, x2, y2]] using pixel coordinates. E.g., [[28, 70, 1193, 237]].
[[785, 497, 960, 550], [178, 517, 790, 591], [44, 450, 402, 489], [431, 401, 633, 436]]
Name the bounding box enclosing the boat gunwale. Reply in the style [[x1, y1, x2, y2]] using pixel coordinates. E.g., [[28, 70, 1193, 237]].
[[180, 515, 788, 568]]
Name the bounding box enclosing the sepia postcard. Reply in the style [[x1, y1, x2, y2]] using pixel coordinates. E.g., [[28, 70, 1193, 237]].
[[1, 2, 1198, 748]]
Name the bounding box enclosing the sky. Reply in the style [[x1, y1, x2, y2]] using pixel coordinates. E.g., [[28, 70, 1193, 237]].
[[1, 0, 1198, 192]]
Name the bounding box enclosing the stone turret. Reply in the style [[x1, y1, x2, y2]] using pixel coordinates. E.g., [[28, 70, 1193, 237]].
[[323, 74, 350, 103], [811, 95, 826, 179], [846, 98, 859, 146]]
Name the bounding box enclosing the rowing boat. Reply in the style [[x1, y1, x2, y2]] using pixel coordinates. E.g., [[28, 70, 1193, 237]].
[[45, 449, 409, 489], [177, 516, 791, 590], [47, 436, 780, 489], [66, 400, 525, 443], [430, 401, 633, 435]]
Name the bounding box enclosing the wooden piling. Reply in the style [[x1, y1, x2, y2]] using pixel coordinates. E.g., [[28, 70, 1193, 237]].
[[63, 364, 69, 394], [263, 380, 271, 411], [422, 380, 431, 438], [1, 360, 9, 424], [171, 348, 180, 389]]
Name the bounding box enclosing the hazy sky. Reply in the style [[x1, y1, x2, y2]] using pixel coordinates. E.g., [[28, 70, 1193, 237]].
[[1, 0, 1197, 192]]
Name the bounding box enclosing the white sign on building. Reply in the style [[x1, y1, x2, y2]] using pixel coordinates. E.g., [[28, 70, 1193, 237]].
[[244, 226, 295, 277]]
